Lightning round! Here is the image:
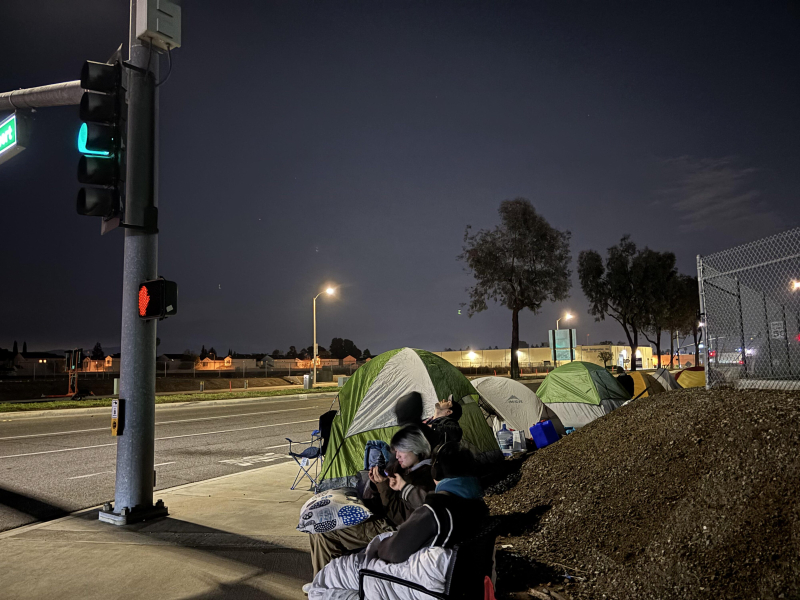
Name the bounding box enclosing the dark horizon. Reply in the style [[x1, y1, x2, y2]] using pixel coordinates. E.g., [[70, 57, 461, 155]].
[[2, 1, 799, 355]]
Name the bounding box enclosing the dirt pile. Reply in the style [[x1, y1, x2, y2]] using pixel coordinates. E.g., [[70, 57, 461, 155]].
[[487, 388, 800, 600]]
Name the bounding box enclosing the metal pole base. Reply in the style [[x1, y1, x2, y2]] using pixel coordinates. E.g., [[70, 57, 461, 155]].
[[98, 499, 168, 526]]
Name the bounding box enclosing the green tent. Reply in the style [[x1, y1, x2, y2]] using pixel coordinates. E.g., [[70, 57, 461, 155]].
[[537, 361, 631, 428], [318, 348, 502, 490]]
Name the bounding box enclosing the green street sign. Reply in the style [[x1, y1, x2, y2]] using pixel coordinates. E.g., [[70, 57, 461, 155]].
[[0, 112, 28, 166]]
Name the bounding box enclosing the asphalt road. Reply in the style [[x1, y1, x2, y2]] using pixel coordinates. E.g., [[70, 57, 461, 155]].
[[0, 393, 338, 532]]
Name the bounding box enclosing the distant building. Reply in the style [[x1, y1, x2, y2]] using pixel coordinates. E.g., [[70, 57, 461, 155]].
[[13, 352, 66, 376], [433, 344, 656, 370]]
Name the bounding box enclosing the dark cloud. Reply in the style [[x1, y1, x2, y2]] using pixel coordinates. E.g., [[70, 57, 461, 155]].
[[659, 157, 782, 236]]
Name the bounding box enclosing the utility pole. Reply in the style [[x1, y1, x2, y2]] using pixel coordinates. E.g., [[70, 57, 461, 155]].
[[1, 0, 180, 527], [100, 0, 181, 526]]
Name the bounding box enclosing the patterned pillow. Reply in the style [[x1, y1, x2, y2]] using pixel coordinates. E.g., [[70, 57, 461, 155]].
[[297, 487, 372, 534]]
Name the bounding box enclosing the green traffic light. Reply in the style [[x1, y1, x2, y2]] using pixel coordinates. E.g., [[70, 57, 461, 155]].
[[77, 123, 110, 156]]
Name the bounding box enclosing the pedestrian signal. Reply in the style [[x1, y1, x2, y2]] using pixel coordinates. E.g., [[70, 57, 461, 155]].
[[137, 279, 178, 320]]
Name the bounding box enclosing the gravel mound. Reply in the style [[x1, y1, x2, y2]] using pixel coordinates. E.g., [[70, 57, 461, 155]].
[[487, 387, 800, 600]]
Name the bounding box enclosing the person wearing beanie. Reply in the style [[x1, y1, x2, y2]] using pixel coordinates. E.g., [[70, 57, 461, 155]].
[[370, 441, 485, 564], [307, 442, 488, 599], [394, 391, 441, 449], [303, 425, 435, 590]]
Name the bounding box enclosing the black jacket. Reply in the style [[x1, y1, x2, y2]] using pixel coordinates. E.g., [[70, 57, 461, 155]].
[[371, 461, 435, 526], [425, 416, 463, 444], [371, 489, 488, 564]]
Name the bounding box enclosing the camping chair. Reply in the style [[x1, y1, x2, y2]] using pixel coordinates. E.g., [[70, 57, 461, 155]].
[[287, 431, 323, 491], [286, 409, 338, 492], [358, 517, 499, 600]]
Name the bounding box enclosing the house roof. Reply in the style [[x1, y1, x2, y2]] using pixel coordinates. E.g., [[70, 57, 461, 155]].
[[20, 352, 63, 359]]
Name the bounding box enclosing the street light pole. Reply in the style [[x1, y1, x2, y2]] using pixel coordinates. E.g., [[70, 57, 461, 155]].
[[312, 287, 336, 386], [313, 294, 318, 385]]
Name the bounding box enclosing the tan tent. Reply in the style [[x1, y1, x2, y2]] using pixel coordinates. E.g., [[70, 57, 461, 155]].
[[630, 371, 666, 398], [676, 367, 706, 389], [653, 367, 681, 391], [472, 376, 564, 437]]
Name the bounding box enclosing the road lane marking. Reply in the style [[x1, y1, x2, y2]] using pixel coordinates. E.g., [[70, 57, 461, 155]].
[[154, 419, 318, 441], [0, 405, 327, 442], [0, 442, 118, 460], [68, 470, 114, 480], [220, 452, 279, 467], [0, 419, 317, 459], [66, 461, 176, 481], [156, 407, 319, 426]]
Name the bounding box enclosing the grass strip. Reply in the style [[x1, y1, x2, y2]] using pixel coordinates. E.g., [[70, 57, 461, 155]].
[[0, 387, 340, 413]]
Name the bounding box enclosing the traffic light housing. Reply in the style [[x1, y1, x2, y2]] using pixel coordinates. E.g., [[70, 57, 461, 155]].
[[138, 279, 178, 320], [77, 60, 126, 232]]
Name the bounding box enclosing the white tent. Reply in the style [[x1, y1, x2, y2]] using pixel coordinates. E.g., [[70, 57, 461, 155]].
[[653, 367, 681, 391], [472, 376, 563, 437]]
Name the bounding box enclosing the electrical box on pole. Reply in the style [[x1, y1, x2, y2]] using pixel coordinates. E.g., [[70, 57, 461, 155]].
[[136, 0, 182, 51], [77, 60, 126, 234]]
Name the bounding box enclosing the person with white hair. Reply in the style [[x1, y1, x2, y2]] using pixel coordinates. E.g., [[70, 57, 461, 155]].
[[303, 425, 435, 594], [308, 442, 489, 600]]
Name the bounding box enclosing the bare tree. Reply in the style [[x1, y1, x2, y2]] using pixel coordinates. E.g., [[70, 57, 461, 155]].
[[459, 198, 571, 379]]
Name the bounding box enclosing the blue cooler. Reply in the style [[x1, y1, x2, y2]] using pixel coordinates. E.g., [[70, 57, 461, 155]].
[[530, 420, 560, 449]]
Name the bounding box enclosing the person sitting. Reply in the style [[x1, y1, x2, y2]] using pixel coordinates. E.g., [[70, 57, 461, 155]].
[[616, 368, 635, 397], [424, 395, 464, 444], [303, 425, 435, 592], [394, 391, 441, 448], [367, 426, 434, 526], [308, 442, 488, 599]]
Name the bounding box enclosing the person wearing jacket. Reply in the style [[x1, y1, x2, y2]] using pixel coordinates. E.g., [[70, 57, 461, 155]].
[[395, 391, 465, 448], [308, 442, 488, 600], [304, 425, 434, 591], [368, 426, 434, 526], [423, 396, 464, 444]]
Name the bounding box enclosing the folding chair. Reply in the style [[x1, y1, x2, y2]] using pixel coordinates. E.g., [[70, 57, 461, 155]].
[[358, 518, 499, 600], [286, 430, 323, 491]]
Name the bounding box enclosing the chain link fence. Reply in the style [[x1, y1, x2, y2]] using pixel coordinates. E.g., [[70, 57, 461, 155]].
[[698, 227, 800, 390]]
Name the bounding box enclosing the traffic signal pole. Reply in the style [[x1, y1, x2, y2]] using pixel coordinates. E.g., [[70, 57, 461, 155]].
[[99, 0, 166, 525], [1, 0, 180, 525]]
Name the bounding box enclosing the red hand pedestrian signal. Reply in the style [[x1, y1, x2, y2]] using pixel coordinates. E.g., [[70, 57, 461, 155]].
[[138, 285, 150, 317], [137, 279, 178, 320]]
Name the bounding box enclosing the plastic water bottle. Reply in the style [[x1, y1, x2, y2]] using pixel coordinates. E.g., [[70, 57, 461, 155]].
[[497, 424, 513, 457]]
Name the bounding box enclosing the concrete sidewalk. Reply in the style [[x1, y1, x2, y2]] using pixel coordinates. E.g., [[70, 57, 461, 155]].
[[0, 461, 317, 599]]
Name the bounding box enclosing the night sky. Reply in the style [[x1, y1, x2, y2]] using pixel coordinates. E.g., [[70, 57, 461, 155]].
[[2, 1, 799, 355]]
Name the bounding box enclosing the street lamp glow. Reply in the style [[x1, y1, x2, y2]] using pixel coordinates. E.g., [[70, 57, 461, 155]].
[[556, 311, 574, 330], [792, 280, 800, 291], [326, 287, 335, 295], [467, 351, 477, 360]]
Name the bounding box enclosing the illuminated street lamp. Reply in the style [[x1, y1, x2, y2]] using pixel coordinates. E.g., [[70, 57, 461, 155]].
[[792, 280, 800, 291], [556, 312, 573, 330], [313, 286, 336, 385]]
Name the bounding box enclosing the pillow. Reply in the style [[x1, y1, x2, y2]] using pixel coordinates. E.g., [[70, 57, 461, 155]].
[[297, 487, 372, 534]]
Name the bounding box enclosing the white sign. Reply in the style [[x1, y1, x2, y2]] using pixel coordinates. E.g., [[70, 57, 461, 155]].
[[771, 321, 786, 339], [111, 399, 119, 419]]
